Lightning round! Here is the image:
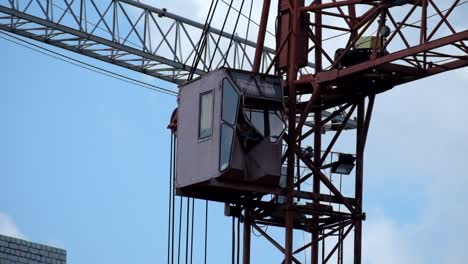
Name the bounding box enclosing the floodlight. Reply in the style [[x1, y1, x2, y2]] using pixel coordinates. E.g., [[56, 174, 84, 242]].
[[331, 154, 356, 175]]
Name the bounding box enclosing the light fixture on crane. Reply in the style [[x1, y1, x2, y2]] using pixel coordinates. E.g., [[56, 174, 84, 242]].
[[331, 153, 356, 175]]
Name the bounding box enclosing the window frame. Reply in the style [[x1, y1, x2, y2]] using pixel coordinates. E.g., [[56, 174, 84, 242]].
[[218, 78, 240, 172], [242, 107, 286, 144], [219, 123, 235, 172], [221, 78, 240, 126], [198, 90, 214, 141], [268, 110, 286, 143]]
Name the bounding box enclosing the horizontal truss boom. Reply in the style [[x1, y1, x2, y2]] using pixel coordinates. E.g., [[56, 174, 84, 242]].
[[0, 0, 290, 84]]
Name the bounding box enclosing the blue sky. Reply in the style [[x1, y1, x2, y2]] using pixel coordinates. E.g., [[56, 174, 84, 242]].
[[1, 1, 468, 264]]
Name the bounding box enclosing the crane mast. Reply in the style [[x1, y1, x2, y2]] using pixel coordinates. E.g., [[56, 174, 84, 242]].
[[273, 1, 467, 264], [1, 1, 467, 264]]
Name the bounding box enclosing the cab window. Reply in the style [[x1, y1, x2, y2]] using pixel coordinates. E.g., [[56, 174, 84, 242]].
[[198, 91, 214, 139]]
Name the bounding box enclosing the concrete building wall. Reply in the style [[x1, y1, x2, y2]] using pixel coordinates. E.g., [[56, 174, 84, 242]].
[[0, 234, 66, 264]]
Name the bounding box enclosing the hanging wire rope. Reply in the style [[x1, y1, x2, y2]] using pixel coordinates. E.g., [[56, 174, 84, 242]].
[[221, 0, 275, 37], [251, 222, 269, 237], [177, 196, 183, 264], [204, 200, 209, 264], [167, 135, 174, 264], [0, 31, 178, 96], [190, 198, 195, 264], [185, 198, 190, 264], [24, 0, 468, 81], [236, 217, 240, 264], [170, 135, 177, 264], [223, 0, 247, 67], [207, 0, 234, 70], [231, 217, 235, 264], [241, 0, 255, 68], [188, 0, 220, 80]]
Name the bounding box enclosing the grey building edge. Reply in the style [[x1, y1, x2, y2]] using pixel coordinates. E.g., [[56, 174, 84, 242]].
[[0, 234, 66, 264]]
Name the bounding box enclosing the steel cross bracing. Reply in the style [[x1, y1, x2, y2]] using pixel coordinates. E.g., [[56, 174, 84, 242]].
[[0, 0, 302, 84], [237, 1, 468, 264], [292, 1, 467, 264]]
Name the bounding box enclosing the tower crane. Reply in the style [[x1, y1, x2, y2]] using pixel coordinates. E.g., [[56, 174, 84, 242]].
[[1, 0, 467, 264]]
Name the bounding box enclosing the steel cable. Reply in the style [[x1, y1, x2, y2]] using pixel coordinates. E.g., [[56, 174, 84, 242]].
[[241, 0, 254, 69], [167, 135, 174, 264], [185, 198, 190, 264], [204, 200, 209, 264], [221, 0, 275, 37], [231, 217, 235, 264], [170, 136, 176, 264], [207, 0, 234, 70], [0, 31, 178, 96], [190, 198, 195, 264], [236, 217, 240, 264], [223, 0, 247, 68], [188, 0, 220, 80], [177, 196, 183, 264]]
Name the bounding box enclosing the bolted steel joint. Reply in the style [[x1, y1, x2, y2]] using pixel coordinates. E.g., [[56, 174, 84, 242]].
[[352, 212, 366, 221]]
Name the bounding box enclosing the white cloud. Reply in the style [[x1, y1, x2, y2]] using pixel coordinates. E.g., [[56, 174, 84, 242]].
[[363, 213, 422, 264], [0, 212, 25, 239], [358, 70, 468, 263]]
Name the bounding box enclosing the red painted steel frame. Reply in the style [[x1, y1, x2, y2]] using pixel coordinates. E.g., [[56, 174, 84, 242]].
[[243, 0, 468, 264]]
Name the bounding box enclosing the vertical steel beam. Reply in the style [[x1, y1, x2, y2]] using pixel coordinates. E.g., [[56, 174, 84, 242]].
[[421, 0, 428, 68], [252, 0, 271, 73], [354, 98, 365, 264], [312, 1, 322, 262], [312, 101, 321, 264], [284, 0, 299, 263], [314, 0, 323, 72]]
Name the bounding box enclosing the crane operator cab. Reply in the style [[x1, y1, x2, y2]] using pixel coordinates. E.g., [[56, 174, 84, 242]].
[[170, 68, 286, 202]]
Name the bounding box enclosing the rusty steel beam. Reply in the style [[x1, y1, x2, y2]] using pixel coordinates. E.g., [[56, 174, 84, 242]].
[[296, 149, 356, 213], [320, 104, 357, 164], [293, 222, 348, 255], [276, 1, 467, 263], [252, 223, 302, 264], [398, 57, 468, 84], [297, 102, 354, 142], [323, 224, 354, 263], [301, 0, 363, 12], [252, 0, 271, 73], [284, 0, 301, 262], [315, 30, 468, 83]]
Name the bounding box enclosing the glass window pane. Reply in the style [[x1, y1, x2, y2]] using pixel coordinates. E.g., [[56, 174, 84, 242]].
[[269, 111, 285, 143], [245, 109, 265, 136], [255, 75, 281, 99], [222, 79, 239, 126], [219, 124, 234, 172], [199, 91, 213, 139], [251, 110, 265, 136], [228, 71, 283, 100]]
